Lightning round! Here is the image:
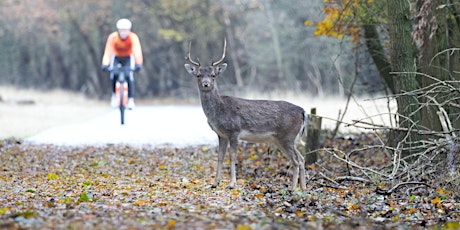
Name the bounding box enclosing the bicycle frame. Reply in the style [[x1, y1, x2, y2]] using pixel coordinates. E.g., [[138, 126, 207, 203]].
[[110, 64, 134, 125]]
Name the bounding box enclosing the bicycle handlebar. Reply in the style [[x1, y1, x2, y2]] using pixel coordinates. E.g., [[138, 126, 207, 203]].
[[108, 66, 135, 73]]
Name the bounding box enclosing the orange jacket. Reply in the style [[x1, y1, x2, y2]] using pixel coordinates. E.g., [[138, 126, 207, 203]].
[[102, 32, 143, 66]]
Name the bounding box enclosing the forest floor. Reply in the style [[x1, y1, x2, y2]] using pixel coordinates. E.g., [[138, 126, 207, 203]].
[[0, 137, 459, 229], [0, 86, 459, 229]]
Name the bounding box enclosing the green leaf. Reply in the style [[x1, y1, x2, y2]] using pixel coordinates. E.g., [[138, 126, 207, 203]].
[[20, 210, 35, 219], [79, 192, 93, 202], [91, 160, 106, 167], [83, 181, 91, 188]]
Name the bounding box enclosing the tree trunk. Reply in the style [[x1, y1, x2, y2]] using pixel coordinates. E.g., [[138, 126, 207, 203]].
[[221, 5, 243, 87], [69, 14, 104, 96], [416, 0, 449, 132], [387, 0, 422, 158], [448, 2, 460, 129], [264, 0, 285, 84], [362, 24, 394, 94]]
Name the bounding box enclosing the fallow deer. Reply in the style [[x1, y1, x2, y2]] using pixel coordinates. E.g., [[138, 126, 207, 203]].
[[184, 39, 308, 190]]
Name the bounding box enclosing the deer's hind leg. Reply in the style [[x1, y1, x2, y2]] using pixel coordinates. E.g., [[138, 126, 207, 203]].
[[294, 148, 307, 190], [275, 139, 302, 190]]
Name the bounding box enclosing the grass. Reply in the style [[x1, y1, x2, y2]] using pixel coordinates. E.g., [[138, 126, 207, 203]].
[[0, 86, 110, 139]]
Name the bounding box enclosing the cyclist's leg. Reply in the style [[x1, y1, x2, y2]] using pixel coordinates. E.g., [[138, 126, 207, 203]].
[[128, 56, 136, 108], [127, 55, 135, 99], [127, 72, 135, 108], [111, 74, 119, 107], [128, 72, 134, 98], [112, 56, 124, 94], [111, 74, 118, 94]]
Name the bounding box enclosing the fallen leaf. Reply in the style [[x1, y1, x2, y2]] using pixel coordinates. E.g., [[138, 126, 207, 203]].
[[432, 197, 441, 205], [47, 172, 59, 180], [236, 224, 252, 230], [0, 207, 9, 215]]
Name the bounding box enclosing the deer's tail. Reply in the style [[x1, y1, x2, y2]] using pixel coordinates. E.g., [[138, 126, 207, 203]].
[[297, 110, 310, 146]]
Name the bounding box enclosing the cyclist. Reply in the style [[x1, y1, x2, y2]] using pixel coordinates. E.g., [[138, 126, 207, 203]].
[[101, 18, 143, 109]]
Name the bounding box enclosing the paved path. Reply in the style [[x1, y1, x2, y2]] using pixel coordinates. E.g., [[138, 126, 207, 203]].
[[27, 105, 217, 147]]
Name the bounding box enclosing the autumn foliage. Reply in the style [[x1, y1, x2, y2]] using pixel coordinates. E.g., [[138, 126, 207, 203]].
[[307, 0, 384, 43]]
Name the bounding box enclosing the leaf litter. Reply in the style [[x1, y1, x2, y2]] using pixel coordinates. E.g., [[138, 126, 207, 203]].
[[0, 134, 459, 229]]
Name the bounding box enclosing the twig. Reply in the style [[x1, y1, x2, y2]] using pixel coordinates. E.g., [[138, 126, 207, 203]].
[[335, 176, 370, 183], [376, 182, 431, 195], [317, 171, 348, 190], [430, 48, 460, 66], [352, 119, 460, 136], [323, 148, 391, 179]]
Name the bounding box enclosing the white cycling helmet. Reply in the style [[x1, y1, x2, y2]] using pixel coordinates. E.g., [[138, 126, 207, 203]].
[[116, 18, 132, 30]]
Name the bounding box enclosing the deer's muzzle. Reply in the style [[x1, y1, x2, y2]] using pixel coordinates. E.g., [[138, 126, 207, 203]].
[[201, 79, 211, 88]]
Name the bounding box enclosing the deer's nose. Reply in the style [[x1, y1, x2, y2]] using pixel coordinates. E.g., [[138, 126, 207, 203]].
[[202, 80, 211, 88]]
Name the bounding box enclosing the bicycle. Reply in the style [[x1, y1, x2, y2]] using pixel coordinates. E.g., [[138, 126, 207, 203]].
[[109, 64, 134, 125]]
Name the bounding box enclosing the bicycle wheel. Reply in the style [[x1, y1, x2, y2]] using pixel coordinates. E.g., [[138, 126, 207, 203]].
[[119, 83, 125, 125]]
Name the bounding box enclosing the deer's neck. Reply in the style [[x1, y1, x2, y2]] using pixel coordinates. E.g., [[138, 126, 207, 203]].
[[199, 88, 222, 119]]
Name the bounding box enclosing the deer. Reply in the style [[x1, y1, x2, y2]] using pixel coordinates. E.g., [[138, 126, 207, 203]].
[[184, 39, 308, 190]]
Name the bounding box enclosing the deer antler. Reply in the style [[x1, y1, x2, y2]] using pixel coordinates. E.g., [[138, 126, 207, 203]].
[[185, 41, 201, 66], [212, 38, 227, 66]]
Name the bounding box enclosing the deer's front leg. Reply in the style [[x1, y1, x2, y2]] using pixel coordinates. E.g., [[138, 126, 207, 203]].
[[227, 137, 239, 189], [212, 136, 228, 188]]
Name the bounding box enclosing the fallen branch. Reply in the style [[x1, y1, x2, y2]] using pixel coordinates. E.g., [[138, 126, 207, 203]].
[[316, 171, 348, 190], [323, 148, 394, 179], [375, 182, 431, 195], [335, 176, 371, 183]]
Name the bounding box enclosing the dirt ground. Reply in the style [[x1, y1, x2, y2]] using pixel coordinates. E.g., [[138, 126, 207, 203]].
[[0, 86, 111, 139]]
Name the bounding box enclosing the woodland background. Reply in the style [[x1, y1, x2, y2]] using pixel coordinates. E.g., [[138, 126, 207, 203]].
[[0, 0, 383, 99]]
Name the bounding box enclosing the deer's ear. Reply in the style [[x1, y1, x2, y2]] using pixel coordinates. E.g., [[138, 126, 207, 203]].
[[214, 63, 227, 75], [184, 64, 198, 75]]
